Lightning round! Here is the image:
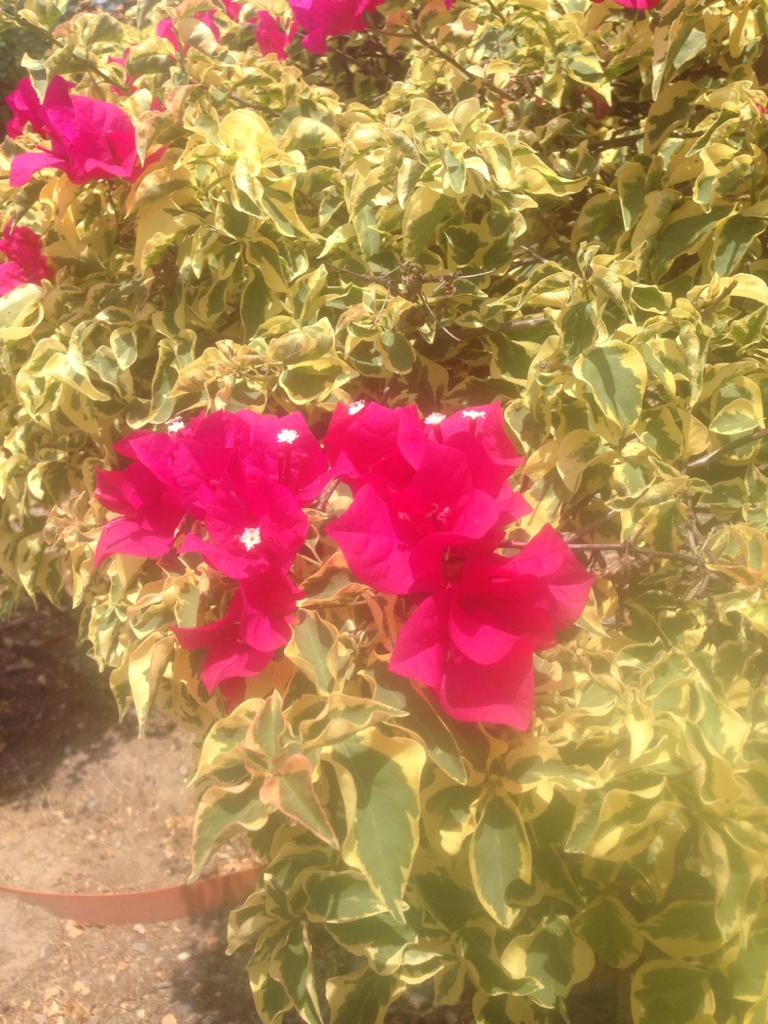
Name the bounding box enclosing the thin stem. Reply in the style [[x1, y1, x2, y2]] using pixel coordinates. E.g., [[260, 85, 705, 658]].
[[687, 426, 768, 470], [381, 26, 530, 102], [418, 288, 463, 343], [564, 511, 618, 540], [502, 315, 550, 330]]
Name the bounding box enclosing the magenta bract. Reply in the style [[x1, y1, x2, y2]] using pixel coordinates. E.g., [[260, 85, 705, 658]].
[[389, 527, 594, 728], [0, 223, 53, 295], [6, 76, 142, 186], [288, 0, 384, 53], [252, 11, 297, 59]]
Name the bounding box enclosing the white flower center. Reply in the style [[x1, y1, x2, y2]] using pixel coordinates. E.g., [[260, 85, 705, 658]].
[[348, 400, 366, 416], [167, 417, 185, 433], [239, 526, 262, 551], [277, 428, 299, 445], [461, 409, 486, 421], [425, 412, 445, 425]]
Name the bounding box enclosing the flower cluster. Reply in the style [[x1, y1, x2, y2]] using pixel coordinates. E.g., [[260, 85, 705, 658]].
[[290, 0, 384, 54], [0, 223, 52, 296], [154, 0, 377, 59], [5, 76, 145, 187], [326, 402, 593, 727], [153, 2, 296, 61], [95, 410, 328, 698], [96, 404, 593, 729]]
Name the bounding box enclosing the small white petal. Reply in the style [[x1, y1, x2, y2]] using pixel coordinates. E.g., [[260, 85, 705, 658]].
[[277, 428, 299, 445], [425, 412, 446, 425], [461, 409, 486, 421], [167, 417, 185, 433], [239, 526, 262, 551], [348, 400, 366, 416]]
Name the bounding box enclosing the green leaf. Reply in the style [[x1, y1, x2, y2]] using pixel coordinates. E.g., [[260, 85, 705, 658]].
[[729, 928, 768, 1002], [326, 913, 416, 973], [573, 343, 648, 431], [304, 871, 387, 922], [259, 753, 338, 847], [641, 901, 724, 960], [501, 915, 595, 1009], [192, 782, 268, 877], [469, 793, 531, 927], [631, 962, 715, 1024], [285, 610, 340, 693], [332, 730, 426, 916], [272, 923, 324, 1024], [577, 897, 643, 969], [713, 216, 765, 276], [473, 992, 536, 1024], [280, 357, 353, 404], [709, 398, 762, 437], [326, 966, 403, 1024], [402, 186, 453, 258], [241, 271, 269, 338], [372, 668, 469, 783]]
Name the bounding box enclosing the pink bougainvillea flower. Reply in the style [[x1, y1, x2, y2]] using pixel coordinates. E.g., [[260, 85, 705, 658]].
[[174, 573, 299, 690], [4, 76, 73, 138], [0, 223, 53, 296], [252, 10, 297, 59], [424, 401, 524, 498], [288, 0, 383, 53], [180, 470, 308, 579], [220, 0, 296, 59], [389, 526, 595, 728], [324, 400, 424, 490], [328, 442, 527, 594], [156, 9, 222, 53], [8, 76, 141, 187], [114, 411, 256, 521], [95, 411, 320, 567], [94, 462, 186, 565], [166, 409, 329, 510], [156, 17, 183, 50], [0, 261, 29, 296], [114, 425, 191, 480], [238, 410, 330, 501]]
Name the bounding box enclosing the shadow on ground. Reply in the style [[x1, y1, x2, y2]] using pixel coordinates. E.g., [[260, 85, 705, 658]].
[[0, 601, 120, 806], [168, 919, 260, 1024]]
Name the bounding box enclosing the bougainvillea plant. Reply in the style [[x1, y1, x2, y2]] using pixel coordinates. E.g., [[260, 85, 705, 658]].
[[1, 0, 767, 1021]]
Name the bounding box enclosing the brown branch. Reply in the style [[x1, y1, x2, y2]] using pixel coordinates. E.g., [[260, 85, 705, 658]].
[[418, 288, 463, 343], [564, 511, 618, 540], [502, 315, 550, 330], [380, 26, 532, 102], [687, 426, 768, 471]]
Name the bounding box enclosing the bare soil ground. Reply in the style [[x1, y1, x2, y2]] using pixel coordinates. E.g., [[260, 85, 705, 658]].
[[0, 602, 258, 1024]]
